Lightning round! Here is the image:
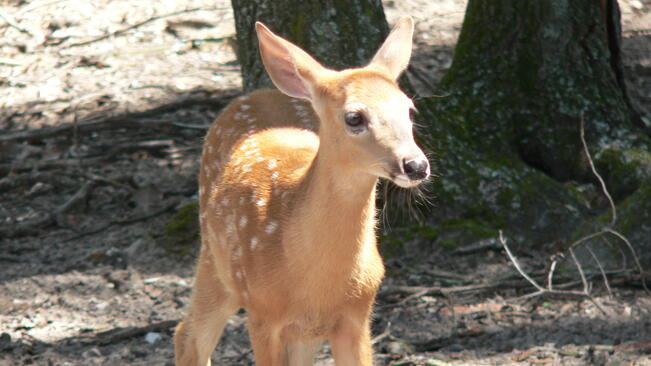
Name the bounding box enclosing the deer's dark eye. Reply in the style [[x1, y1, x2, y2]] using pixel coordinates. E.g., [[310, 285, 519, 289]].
[[344, 112, 364, 127]]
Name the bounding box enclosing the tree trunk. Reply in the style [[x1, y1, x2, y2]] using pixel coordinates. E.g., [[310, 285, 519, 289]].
[[231, 0, 389, 92], [417, 0, 651, 252]]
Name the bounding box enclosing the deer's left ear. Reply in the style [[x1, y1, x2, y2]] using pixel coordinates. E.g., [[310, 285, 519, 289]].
[[368, 17, 414, 80], [256, 22, 327, 101]]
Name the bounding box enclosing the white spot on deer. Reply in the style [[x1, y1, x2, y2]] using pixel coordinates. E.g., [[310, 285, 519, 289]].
[[198, 186, 203, 196], [222, 197, 230, 207], [233, 246, 242, 260], [238, 95, 250, 101], [244, 148, 259, 157], [235, 269, 243, 280], [242, 291, 249, 301], [265, 221, 279, 234], [207, 145, 213, 154], [267, 159, 277, 170], [226, 221, 235, 235], [256, 198, 267, 207], [240, 104, 251, 111], [250, 237, 258, 250], [247, 117, 257, 123], [234, 112, 244, 120], [239, 215, 248, 228], [239, 196, 246, 206], [271, 171, 279, 181], [256, 157, 264, 163]]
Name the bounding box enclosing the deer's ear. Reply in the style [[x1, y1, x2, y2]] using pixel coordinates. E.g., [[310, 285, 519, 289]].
[[368, 17, 414, 80], [256, 22, 326, 101]]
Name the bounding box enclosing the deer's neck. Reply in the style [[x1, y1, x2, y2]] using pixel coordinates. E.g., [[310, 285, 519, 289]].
[[287, 142, 380, 283]]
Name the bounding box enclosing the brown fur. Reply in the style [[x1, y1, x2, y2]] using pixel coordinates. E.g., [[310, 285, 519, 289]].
[[175, 18, 425, 366]]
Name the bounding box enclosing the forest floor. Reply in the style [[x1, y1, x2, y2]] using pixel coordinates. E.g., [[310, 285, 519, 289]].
[[1, 0, 651, 365]]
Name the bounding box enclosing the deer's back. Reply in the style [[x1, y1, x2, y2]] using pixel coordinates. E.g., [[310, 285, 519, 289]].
[[198, 89, 320, 306]]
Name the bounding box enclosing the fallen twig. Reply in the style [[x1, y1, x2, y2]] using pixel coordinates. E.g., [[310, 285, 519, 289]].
[[497, 118, 648, 305], [0, 9, 33, 37], [0, 139, 179, 176], [63, 198, 180, 242], [0, 94, 235, 144], [0, 182, 94, 237], [85, 320, 178, 346], [580, 118, 616, 226], [499, 231, 608, 316], [62, 7, 227, 49]]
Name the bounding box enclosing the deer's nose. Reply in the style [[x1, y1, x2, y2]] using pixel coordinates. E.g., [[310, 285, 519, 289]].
[[402, 158, 429, 180]]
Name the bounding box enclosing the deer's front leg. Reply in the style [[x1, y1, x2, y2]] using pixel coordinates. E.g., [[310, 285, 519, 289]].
[[330, 303, 375, 366], [247, 315, 286, 366]]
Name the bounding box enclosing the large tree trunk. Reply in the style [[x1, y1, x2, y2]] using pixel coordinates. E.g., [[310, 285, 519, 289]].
[[441, 0, 644, 182], [419, 0, 651, 260], [231, 0, 389, 92]]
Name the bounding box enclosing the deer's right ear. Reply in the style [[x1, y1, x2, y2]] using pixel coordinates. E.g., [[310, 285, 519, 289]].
[[255, 22, 325, 101]]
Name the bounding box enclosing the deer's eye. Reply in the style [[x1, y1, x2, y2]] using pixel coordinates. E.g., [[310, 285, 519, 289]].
[[344, 111, 367, 135], [344, 112, 364, 127]]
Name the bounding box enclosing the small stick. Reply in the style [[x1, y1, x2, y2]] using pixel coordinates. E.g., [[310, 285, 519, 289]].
[[63, 7, 227, 48], [605, 228, 649, 293], [580, 117, 616, 226], [569, 247, 590, 294], [547, 259, 558, 290], [499, 231, 545, 292], [0, 9, 33, 36], [586, 245, 613, 298]]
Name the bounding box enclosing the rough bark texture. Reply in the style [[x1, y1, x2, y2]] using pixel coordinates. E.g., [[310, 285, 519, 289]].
[[417, 0, 651, 253], [231, 0, 389, 92]]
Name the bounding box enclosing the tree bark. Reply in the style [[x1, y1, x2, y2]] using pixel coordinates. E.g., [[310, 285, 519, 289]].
[[418, 0, 651, 249], [231, 0, 390, 92], [440, 0, 645, 181]]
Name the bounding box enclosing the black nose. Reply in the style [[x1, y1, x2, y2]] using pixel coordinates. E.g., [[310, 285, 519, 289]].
[[403, 158, 429, 180]]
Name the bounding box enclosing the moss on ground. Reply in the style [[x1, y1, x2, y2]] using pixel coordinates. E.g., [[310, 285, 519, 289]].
[[159, 201, 199, 257]]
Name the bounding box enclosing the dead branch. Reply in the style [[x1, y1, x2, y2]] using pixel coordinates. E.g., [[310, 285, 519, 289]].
[[0, 9, 33, 37], [580, 118, 616, 226], [0, 171, 74, 193], [498, 231, 603, 307], [605, 228, 649, 293], [0, 94, 236, 144], [0, 139, 180, 176], [0, 182, 94, 237], [63, 198, 180, 242], [84, 320, 178, 346], [62, 7, 227, 49], [586, 245, 613, 297], [498, 118, 648, 303]]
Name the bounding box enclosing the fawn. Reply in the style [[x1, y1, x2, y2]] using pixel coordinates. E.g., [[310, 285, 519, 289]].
[[174, 16, 430, 366]]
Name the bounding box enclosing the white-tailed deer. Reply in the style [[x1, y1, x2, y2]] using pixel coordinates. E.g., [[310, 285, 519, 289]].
[[175, 17, 429, 366]]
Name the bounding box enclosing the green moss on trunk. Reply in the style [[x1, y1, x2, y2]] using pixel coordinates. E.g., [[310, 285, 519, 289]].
[[416, 0, 651, 249]]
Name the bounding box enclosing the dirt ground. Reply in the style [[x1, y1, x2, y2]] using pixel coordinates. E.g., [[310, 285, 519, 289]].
[[1, 0, 651, 365]]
